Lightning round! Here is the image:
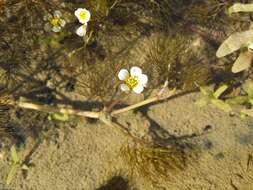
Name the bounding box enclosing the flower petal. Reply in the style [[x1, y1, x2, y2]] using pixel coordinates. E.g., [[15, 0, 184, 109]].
[[133, 84, 144, 94], [130, 66, 142, 77], [138, 74, 148, 86], [60, 19, 66, 27], [76, 24, 87, 37], [52, 26, 61, 32], [75, 8, 91, 24], [118, 69, 129, 80], [54, 10, 62, 17], [120, 84, 130, 92]]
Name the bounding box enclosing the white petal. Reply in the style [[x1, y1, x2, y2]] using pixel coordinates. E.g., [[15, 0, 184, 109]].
[[76, 24, 87, 37], [60, 19, 66, 27], [120, 84, 130, 92], [138, 74, 148, 86], [52, 26, 61, 32], [118, 69, 129, 80], [130, 66, 142, 77], [54, 10, 62, 17], [133, 84, 144, 94], [75, 8, 91, 24]]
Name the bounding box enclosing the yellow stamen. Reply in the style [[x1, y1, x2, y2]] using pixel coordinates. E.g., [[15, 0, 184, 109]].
[[79, 11, 87, 21], [125, 76, 138, 89], [50, 18, 61, 26]]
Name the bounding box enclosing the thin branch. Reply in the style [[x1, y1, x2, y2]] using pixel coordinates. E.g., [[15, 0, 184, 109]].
[[15, 101, 99, 119]]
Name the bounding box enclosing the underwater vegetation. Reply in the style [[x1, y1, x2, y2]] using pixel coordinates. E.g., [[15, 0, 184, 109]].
[[0, 0, 253, 187]]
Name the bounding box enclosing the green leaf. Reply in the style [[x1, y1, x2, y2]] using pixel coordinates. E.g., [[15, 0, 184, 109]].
[[21, 164, 29, 170], [232, 51, 252, 73], [48, 113, 69, 121], [228, 3, 253, 14], [213, 85, 228, 99], [243, 80, 253, 97], [249, 98, 253, 105], [195, 97, 209, 107], [226, 96, 248, 105], [6, 164, 17, 185], [211, 99, 232, 112], [11, 146, 19, 163], [216, 30, 253, 58]]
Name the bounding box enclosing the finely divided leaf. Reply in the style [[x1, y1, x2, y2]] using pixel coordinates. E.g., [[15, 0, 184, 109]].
[[216, 30, 253, 58]]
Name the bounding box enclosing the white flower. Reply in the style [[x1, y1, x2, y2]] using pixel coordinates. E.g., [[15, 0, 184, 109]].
[[118, 66, 148, 94], [76, 24, 87, 37], [75, 8, 91, 24], [44, 10, 66, 33]]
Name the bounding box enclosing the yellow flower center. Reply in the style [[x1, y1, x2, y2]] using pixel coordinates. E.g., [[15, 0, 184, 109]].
[[125, 76, 138, 89], [50, 17, 61, 26], [79, 11, 87, 21]]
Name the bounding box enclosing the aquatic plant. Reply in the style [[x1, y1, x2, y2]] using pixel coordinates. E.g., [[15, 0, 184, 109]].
[[121, 143, 199, 187], [75, 8, 91, 37], [195, 84, 232, 112], [118, 66, 148, 94], [216, 3, 253, 73], [6, 146, 28, 185], [44, 10, 66, 33]]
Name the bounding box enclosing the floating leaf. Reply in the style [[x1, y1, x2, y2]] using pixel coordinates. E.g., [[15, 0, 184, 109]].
[[216, 30, 253, 58], [6, 164, 17, 185], [213, 85, 228, 99], [226, 96, 248, 105], [211, 99, 232, 112], [232, 51, 252, 73], [11, 146, 19, 164], [228, 3, 253, 14]]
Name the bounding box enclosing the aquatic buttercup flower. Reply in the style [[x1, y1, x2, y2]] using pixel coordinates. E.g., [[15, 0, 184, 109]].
[[44, 10, 66, 33], [118, 66, 148, 94], [76, 23, 88, 37], [75, 8, 91, 24], [74, 8, 91, 37]]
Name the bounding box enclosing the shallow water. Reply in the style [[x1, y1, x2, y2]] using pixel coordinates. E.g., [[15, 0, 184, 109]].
[[0, 1, 253, 189]]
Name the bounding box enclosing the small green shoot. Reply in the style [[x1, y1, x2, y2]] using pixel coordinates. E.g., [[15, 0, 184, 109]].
[[48, 112, 69, 121], [6, 145, 29, 185], [226, 80, 253, 117], [196, 84, 232, 112]]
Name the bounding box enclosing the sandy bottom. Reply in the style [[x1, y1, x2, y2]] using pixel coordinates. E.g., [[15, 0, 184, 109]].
[[1, 92, 253, 190]]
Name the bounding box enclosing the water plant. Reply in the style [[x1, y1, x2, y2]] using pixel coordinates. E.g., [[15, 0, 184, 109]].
[[216, 3, 253, 73], [6, 146, 28, 185], [195, 84, 232, 112]]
